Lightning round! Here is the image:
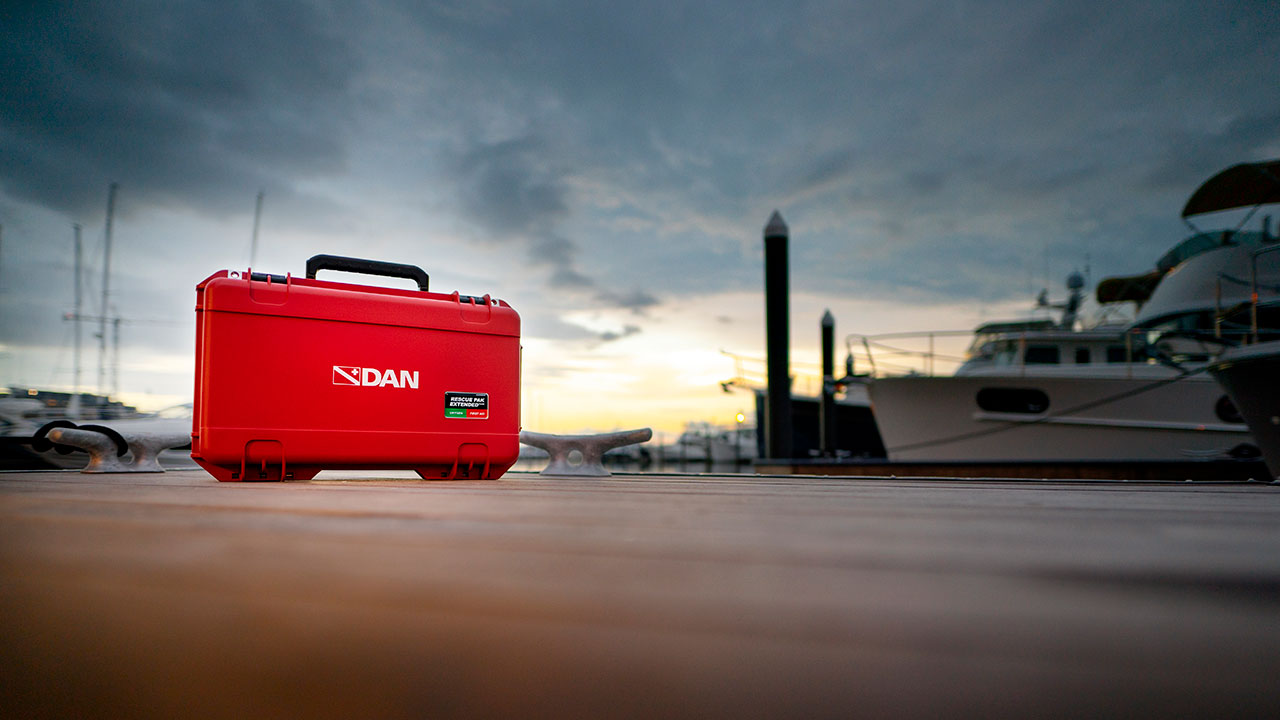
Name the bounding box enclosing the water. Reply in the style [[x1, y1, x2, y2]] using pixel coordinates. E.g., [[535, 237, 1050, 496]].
[[511, 457, 754, 475]]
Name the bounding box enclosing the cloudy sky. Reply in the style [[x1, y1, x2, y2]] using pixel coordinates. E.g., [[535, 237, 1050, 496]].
[[2, 0, 1277, 433]]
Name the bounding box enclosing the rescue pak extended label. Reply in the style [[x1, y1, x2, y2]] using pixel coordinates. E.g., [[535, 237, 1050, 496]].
[[445, 392, 489, 419]]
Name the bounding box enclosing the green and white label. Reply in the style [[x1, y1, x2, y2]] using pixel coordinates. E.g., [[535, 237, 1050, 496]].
[[445, 392, 489, 419]]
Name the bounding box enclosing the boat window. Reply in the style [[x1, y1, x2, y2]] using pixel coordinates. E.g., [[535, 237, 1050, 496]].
[[970, 340, 998, 361], [1106, 345, 1148, 363], [1074, 348, 1091, 364], [994, 341, 1018, 366], [1154, 230, 1268, 272], [1024, 346, 1060, 364], [976, 388, 1050, 414], [1215, 395, 1243, 424]]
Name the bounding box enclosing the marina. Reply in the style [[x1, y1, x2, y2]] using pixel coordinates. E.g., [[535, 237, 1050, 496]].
[[3, 5, 1279, 718], [3, 467, 1280, 718]]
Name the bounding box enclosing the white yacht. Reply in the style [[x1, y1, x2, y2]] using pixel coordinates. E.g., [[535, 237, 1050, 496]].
[[860, 160, 1280, 462]]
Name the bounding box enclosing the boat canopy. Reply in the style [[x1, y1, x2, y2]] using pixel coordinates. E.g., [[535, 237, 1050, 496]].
[[1133, 243, 1280, 329], [1096, 230, 1272, 306], [972, 319, 1056, 335], [1181, 159, 1280, 217], [1155, 230, 1255, 271], [1096, 271, 1163, 305]]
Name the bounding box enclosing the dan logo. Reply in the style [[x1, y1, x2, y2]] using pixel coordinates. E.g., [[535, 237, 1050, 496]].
[[332, 366, 419, 389]]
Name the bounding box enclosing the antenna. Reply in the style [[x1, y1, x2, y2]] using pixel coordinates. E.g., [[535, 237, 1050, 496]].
[[250, 190, 264, 267], [1043, 242, 1050, 295]]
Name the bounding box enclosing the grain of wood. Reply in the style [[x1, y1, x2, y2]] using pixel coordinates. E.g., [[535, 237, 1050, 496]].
[[2, 470, 1278, 718]]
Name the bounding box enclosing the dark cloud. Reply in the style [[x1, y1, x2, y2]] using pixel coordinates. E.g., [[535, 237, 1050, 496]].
[[452, 135, 663, 312], [5, 0, 1280, 328], [597, 288, 660, 314], [0, 0, 359, 218], [599, 325, 641, 343], [751, 0, 1279, 302], [521, 316, 641, 345], [454, 137, 569, 236], [1144, 107, 1280, 196]]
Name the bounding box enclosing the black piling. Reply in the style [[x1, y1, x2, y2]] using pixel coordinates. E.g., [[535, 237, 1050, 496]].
[[820, 309, 836, 456], [764, 211, 792, 460]]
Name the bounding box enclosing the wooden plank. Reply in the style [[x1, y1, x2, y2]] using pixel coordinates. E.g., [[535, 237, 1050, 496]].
[[2, 469, 1279, 718]]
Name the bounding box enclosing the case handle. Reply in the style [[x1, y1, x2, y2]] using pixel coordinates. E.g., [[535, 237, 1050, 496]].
[[305, 254, 429, 291]]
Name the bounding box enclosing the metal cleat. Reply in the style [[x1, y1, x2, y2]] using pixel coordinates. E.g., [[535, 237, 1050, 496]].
[[48, 427, 190, 473], [519, 428, 653, 477]]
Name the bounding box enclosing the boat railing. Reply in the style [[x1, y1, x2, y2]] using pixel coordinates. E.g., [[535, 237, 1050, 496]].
[[842, 331, 974, 378], [1244, 244, 1280, 344], [1210, 244, 1280, 345], [843, 327, 1171, 380], [848, 331, 987, 378], [718, 350, 829, 397], [722, 319, 1253, 387]]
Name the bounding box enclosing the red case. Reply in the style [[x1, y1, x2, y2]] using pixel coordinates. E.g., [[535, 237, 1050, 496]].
[[191, 259, 520, 482]]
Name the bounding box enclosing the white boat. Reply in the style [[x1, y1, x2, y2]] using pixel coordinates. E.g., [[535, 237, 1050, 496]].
[[661, 421, 759, 464], [860, 160, 1280, 462]]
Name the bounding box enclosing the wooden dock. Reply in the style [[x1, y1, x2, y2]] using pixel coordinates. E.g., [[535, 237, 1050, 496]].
[[3, 469, 1279, 718], [755, 458, 1274, 481]]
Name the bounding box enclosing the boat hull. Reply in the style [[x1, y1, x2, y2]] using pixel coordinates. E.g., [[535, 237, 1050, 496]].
[[869, 373, 1251, 461], [1210, 341, 1280, 481]]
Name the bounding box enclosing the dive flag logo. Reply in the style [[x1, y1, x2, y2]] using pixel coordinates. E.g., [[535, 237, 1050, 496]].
[[332, 366, 361, 386]]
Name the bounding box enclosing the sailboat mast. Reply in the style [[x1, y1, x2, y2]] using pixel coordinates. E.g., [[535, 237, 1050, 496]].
[[250, 190, 264, 267], [71, 224, 83, 418], [98, 182, 117, 397], [111, 317, 121, 401]]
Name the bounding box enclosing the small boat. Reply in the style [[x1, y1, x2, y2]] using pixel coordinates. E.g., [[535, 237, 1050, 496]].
[[658, 421, 759, 465]]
